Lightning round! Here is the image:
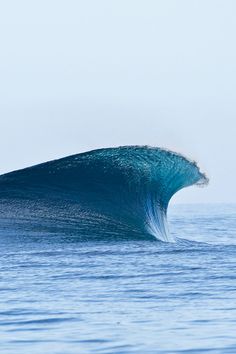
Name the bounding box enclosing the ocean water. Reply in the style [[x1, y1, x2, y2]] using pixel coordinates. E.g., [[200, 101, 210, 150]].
[[1, 203, 236, 354]]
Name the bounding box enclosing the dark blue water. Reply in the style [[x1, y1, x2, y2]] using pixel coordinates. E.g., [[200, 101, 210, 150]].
[[1, 204, 236, 354], [0, 146, 208, 243]]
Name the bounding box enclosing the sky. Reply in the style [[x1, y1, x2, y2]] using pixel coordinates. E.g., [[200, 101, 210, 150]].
[[0, 0, 236, 203]]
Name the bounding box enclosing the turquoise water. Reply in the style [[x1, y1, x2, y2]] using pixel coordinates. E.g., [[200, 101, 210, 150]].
[[1, 204, 236, 354], [0, 146, 208, 243]]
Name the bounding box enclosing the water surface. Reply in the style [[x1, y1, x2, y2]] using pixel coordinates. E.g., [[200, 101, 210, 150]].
[[1, 204, 236, 353]]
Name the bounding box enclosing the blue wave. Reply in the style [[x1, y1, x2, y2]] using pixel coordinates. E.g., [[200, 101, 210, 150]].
[[0, 146, 208, 242]]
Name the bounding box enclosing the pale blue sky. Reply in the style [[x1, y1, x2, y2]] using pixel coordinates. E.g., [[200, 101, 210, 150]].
[[0, 0, 235, 203]]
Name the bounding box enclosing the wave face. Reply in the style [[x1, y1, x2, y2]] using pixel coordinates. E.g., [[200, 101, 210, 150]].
[[0, 146, 208, 242]]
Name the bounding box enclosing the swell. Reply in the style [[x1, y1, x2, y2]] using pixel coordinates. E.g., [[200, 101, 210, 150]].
[[0, 146, 208, 242]]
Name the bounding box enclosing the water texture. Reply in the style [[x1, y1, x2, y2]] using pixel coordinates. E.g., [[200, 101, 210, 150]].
[[1, 147, 235, 353], [0, 146, 208, 242], [1, 204, 236, 353]]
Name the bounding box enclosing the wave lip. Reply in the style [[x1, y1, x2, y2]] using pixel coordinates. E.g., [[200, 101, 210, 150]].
[[0, 146, 208, 242]]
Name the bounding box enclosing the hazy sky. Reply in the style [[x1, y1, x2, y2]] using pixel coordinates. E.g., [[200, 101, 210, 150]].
[[0, 0, 236, 203]]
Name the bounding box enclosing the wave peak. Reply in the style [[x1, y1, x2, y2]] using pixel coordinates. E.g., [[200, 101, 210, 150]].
[[0, 146, 208, 242]]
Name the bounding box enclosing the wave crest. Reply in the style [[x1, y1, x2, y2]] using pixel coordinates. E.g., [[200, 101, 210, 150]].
[[0, 146, 208, 242]]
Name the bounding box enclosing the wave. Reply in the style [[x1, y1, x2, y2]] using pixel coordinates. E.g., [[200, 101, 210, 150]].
[[0, 146, 208, 242]]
